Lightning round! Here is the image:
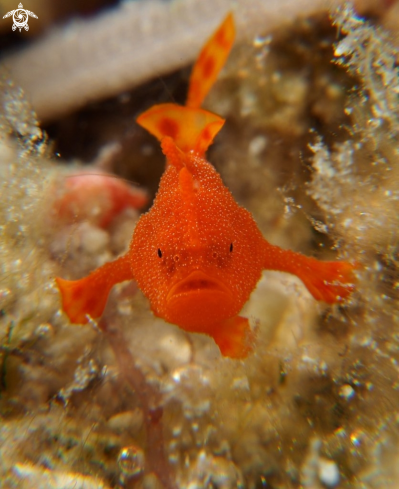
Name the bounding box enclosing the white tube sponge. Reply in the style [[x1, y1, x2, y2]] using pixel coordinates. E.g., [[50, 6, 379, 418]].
[[2, 0, 339, 121]]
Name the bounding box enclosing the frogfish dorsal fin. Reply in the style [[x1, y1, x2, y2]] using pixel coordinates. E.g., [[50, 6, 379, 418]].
[[186, 12, 235, 109], [136, 103, 225, 156], [160, 136, 185, 170]]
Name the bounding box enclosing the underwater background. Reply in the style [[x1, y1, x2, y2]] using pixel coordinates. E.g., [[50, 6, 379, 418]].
[[0, 0, 399, 487]]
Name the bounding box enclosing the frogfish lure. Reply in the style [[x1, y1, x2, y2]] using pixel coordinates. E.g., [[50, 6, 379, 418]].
[[56, 13, 356, 358]]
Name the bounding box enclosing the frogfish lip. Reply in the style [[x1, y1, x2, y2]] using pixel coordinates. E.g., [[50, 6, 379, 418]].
[[166, 270, 232, 302], [165, 270, 235, 332]]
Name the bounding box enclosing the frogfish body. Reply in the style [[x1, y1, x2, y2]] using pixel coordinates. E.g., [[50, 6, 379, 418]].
[[56, 14, 356, 358]]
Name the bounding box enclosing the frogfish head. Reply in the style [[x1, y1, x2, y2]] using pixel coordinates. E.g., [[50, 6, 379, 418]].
[[130, 155, 265, 332]]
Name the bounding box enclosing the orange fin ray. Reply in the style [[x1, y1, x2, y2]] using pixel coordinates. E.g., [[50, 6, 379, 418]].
[[56, 254, 133, 324], [137, 103, 224, 156], [211, 316, 254, 358], [263, 240, 357, 304], [186, 12, 235, 109]]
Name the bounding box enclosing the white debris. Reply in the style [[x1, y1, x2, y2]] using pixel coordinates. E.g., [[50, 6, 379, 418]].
[[339, 384, 355, 400], [12, 463, 110, 489], [318, 458, 340, 488]]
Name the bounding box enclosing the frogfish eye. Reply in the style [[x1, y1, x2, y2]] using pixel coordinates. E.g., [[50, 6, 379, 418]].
[[157, 248, 163, 258], [230, 242, 233, 252]]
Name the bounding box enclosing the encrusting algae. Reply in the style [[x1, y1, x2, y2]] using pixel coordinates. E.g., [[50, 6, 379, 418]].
[[1, 4, 399, 488]]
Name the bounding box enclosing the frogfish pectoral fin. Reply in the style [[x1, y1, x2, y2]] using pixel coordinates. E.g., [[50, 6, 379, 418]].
[[263, 240, 357, 304], [137, 103, 224, 156], [295, 259, 357, 304], [56, 254, 133, 324], [210, 316, 254, 359]]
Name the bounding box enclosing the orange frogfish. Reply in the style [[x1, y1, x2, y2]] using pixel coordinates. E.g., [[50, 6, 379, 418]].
[[56, 13, 356, 358]]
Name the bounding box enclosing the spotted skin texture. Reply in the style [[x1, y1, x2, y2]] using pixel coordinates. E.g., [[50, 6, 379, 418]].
[[129, 143, 265, 331], [56, 14, 356, 358]]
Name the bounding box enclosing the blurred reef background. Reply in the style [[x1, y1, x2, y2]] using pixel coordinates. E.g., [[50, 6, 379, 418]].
[[1, 0, 399, 487]]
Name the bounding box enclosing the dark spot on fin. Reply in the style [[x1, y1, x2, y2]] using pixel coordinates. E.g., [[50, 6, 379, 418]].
[[202, 56, 216, 79], [186, 12, 235, 109], [137, 103, 224, 156], [158, 117, 179, 140]]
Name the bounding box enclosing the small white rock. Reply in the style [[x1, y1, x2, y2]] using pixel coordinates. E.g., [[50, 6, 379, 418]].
[[107, 409, 143, 433], [318, 458, 340, 488], [339, 384, 355, 400], [249, 135, 267, 156], [159, 332, 192, 365], [80, 222, 109, 254]]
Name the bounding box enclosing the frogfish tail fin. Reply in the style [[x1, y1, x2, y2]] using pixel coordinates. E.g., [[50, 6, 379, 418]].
[[137, 103, 224, 156], [56, 254, 133, 324], [186, 12, 235, 109]]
